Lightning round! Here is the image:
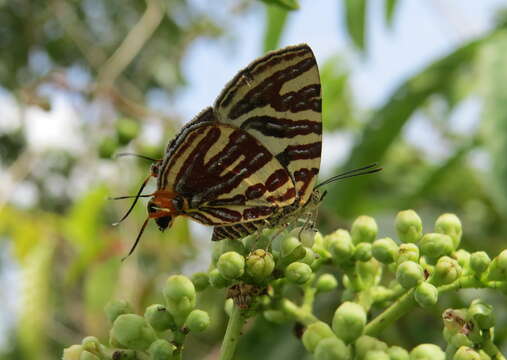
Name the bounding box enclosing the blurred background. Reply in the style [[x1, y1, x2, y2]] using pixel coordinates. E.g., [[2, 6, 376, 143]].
[[1, 0, 507, 359]]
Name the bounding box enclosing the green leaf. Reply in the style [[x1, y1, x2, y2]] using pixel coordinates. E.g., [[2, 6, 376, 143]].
[[344, 0, 367, 51], [85, 259, 121, 313], [479, 32, 507, 215], [260, 0, 299, 11], [385, 0, 398, 27], [263, 4, 290, 52], [327, 30, 499, 216]]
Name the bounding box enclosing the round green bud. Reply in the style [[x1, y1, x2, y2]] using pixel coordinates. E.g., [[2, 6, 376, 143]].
[[355, 336, 388, 360], [300, 247, 316, 266], [185, 309, 210, 332], [364, 350, 389, 360], [263, 309, 289, 324], [372, 237, 399, 264], [144, 304, 176, 332], [246, 249, 275, 281], [398, 243, 420, 265], [450, 333, 473, 348], [212, 239, 246, 264], [217, 251, 245, 280], [469, 300, 495, 329], [419, 233, 454, 259], [191, 272, 209, 292], [281, 236, 301, 257], [285, 262, 312, 284], [163, 275, 196, 323], [486, 250, 507, 281], [351, 215, 378, 244], [435, 213, 462, 250], [98, 137, 118, 159], [299, 228, 317, 248], [470, 252, 491, 275], [414, 282, 438, 308], [316, 274, 338, 292], [388, 346, 410, 360], [395, 210, 423, 243], [80, 351, 99, 360], [432, 256, 462, 286], [453, 346, 481, 360], [116, 117, 141, 145], [314, 337, 351, 360], [105, 299, 133, 324], [410, 344, 445, 360], [396, 261, 424, 289], [356, 258, 382, 288], [454, 249, 470, 269], [208, 268, 230, 289], [326, 230, 354, 263], [110, 314, 157, 351], [302, 321, 335, 353], [332, 301, 366, 344], [63, 345, 83, 360], [148, 339, 176, 360], [354, 242, 373, 261], [81, 336, 101, 354]]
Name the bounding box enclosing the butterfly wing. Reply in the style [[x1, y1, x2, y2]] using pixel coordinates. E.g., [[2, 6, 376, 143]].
[[214, 44, 322, 205], [158, 114, 296, 226]]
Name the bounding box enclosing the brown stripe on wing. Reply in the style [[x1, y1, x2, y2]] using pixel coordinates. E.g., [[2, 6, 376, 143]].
[[241, 116, 321, 138], [276, 142, 322, 168], [211, 220, 264, 241]]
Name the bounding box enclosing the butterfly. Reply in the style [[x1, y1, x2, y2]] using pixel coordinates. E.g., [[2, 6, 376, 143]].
[[114, 44, 380, 258]]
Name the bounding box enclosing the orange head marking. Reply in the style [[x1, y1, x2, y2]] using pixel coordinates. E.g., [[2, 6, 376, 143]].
[[147, 190, 183, 231]]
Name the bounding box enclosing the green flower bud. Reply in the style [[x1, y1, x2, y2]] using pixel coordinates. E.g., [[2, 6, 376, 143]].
[[409, 344, 445, 360], [372, 238, 399, 264], [80, 351, 99, 360], [285, 262, 312, 284], [263, 310, 289, 324], [191, 272, 209, 292], [396, 261, 424, 289], [144, 304, 176, 332], [326, 230, 355, 264], [98, 137, 118, 159], [355, 336, 388, 360], [281, 236, 301, 257], [299, 228, 317, 247], [398, 243, 420, 265], [414, 283, 438, 308], [246, 249, 275, 282], [116, 117, 141, 145], [300, 247, 316, 266], [395, 210, 423, 243], [351, 216, 378, 244], [486, 250, 507, 281], [316, 274, 338, 292], [313, 232, 332, 259], [470, 252, 491, 275], [388, 346, 410, 360], [454, 249, 470, 269], [224, 298, 234, 317], [419, 233, 454, 260], [356, 258, 382, 288], [431, 256, 462, 286], [163, 275, 196, 324], [314, 337, 351, 360], [63, 345, 83, 360], [105, 299, 133, 324], [354, 242, 372, 261], [302, 321, 335, 353], [110, 314, 157, 351], [332, 302, 366, 344], [450, 333, 473, 348], [212, 239, 246, 264], [81, 336, 101, 355], [435, 213, 462, 250], [148, 339, 176, 360], [217, 251, 245, 280], [469, 300, 495, 329], [364, 350, 389, 360], [208, 268, 230, 289], [185, 309, 210, 332], [453, 346, 481, 360]]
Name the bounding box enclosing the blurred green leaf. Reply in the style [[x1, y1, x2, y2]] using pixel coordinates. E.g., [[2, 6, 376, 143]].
[[327, 29, 500, 216], [321, 55, 356, 131], [479, 32, 507, 215], [263, 4, 290, 52], [260, 0, 300, 11], [85, 259, 121, 313], [343, 0, 367, 51], [385, 0, 398, 27]]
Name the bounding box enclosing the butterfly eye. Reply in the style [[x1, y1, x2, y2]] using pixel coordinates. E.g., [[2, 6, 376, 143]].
[[155, 216, 172, 231], [147, 201, 157, 214]]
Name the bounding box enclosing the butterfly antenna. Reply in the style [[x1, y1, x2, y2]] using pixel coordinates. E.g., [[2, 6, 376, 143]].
[[121, 217, 150, 261], [115, 152, 159, 162], [315, 163, 382, 189], [109, 194, 153, 200], [112, 175, 151, 226]]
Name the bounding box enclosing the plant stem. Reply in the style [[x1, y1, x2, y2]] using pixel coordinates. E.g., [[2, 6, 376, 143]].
[[219, 305, 245, 360]]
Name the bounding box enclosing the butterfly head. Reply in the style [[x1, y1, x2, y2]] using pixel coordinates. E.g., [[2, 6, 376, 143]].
[[147, 190, 186, 231]]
